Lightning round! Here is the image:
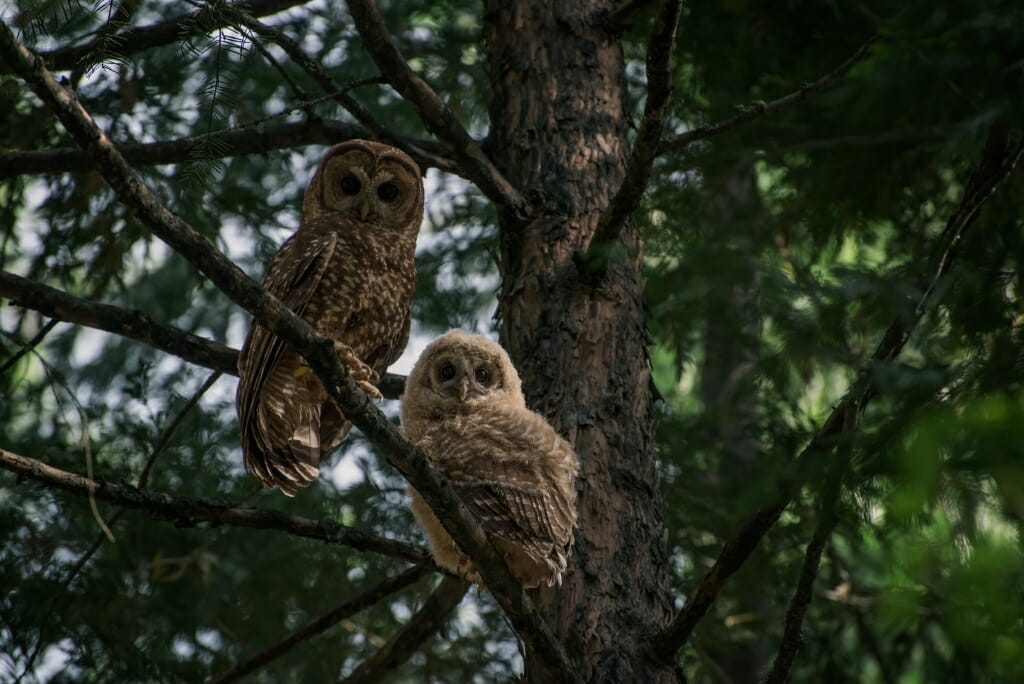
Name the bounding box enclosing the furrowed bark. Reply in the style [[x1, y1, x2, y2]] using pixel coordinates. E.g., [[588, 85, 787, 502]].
[[486, 2, 679, 681]]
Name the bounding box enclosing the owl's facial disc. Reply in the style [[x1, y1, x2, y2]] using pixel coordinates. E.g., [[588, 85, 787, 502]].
[[433, 357, 498, 402]]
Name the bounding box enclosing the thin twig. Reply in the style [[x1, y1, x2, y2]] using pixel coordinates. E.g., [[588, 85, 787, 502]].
[[662, 38, 877, 154], [0, 318, 58, 375], [210, 565, 433, 684], [340, 576, 469, 684], [604, 0, 657, 32], [344, 0, 528, 215], [0, 118, 454, 181], [0, 270, 407, 399], [652, 124, 1024, 662], [0, 448, 431, 565], [763, 460, 846, 684], [138, 370, 222, 488], [2, 0, 306, 74], [0, 24, 580, 682], [585, 0, 684, 270]]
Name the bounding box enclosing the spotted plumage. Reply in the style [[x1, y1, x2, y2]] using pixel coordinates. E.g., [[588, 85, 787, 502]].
[[400, 330, 579, 588], [237, 140, 423, 496]]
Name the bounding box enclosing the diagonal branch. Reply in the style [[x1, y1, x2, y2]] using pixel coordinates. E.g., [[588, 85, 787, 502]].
[[210, 564, 433, 684], [0, 270, 407, 399], [2, 0, 307, 74], [763, 460, 845, 684], [586, 0, 684, 268], [0, 269, 238, 375], [0, 448, 431, 565], [340, 576, 469, 684], [0, 119, 454, 181], [344, 0, 528, 216], [0, 23, 579, 683], [604, 0, 657, 33], [662, 38, 876, 154], [652, 123, 1024, 662]]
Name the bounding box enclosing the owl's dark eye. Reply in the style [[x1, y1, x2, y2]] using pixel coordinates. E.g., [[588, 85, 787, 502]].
[[340, 175, 361, 195], [474, 368, 489, 384], [377, 182, 399, 202], [440, 363, 456, 380]]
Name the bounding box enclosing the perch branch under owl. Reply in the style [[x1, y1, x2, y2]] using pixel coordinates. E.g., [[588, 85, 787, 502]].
[[0, 22, 580, 684]]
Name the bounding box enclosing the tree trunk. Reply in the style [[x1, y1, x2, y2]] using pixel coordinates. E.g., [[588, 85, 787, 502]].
[[484, 2, 680, 681]]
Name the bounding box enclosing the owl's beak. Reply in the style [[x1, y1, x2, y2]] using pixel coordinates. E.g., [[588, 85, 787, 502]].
[[458, 377, 470, 402], [358, 196, 371, 221]]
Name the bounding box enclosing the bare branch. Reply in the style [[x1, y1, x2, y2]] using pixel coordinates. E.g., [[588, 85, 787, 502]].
[[586, 0, 684, 268], [0, 448, 431, 565], [662, 38, 877, 154], [0, 271, 407, 399], [604, 0, 657, 32], [0, 24, 579, 682], [344, 0, 528, 215], [652, 124, 1024, 662], [341, 576, 469, 684], [2, 0, 307, 74], [0, 119, 454, 181], [0, 318, 58, 374], [763, 465, 844, 684], [210, 565, 433, 684]]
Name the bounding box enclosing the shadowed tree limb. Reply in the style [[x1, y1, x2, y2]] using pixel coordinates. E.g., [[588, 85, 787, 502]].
[[604, 0, 657, 32], [344, 0, 528, 216], [0, 270, 407, 399], [0, 449, 431, 565], [763, 458, 846, 684], [586, 0, 683, 268], [0, 118, 454, 181], [652, 123, 1024, 662], [0, 318, 58, 374], [340, 576, 470, 684], [661, 38, 877, 154], [1, 0, 307, 74], [0, 23, 581, 683], [210, 565, 434, 684]]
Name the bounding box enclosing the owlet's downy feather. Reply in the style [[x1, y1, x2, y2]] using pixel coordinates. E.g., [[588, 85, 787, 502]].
[[237, 140, 424, 496], [400, 330, 579, 588]]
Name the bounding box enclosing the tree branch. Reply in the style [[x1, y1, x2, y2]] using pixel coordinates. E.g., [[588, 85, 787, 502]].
[[340, 576, 469, 684], [662, 38, 876, 154], [0, 118, 454, 181], [343, 0, 528, 216], [210, 564, 433, 684], [586, 0, 683, 268], [0, 23, 579, 683], [652, 124, 1024, 662], [604, 0, 657, 33], [763, 463, 844, 684], [0, 270, 407, 399], [0, 448, 430, 565], [2, 0, 307, 74]]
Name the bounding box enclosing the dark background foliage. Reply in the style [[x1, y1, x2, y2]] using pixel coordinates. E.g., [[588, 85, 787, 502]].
[[2, 0, 1022, 682]]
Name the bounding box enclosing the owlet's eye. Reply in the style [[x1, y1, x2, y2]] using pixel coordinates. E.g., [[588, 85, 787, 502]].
[[440, 363, 456, 380], [340, 175, 361, 195], [475, 368, 489, 384], [377, 182, 399, 202]]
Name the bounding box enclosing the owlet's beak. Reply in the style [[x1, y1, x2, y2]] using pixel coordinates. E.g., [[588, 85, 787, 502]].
[[458, 377, 470, 402], [358, 196, 371, 221]]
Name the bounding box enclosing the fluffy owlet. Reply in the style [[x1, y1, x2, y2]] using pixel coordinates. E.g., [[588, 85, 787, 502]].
[[400, 330, 579, 588], [237, 140, 423, 496]]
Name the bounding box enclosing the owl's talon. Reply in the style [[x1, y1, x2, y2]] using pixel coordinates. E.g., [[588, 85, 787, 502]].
[[358, 379, 384, 400]]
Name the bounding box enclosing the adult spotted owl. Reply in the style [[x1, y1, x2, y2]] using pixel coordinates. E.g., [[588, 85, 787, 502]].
[[237, 140, 423, 496], [401, 330, 579, 588]]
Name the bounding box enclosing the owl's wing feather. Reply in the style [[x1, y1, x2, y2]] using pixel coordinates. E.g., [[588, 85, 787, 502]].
[[236, 228, 338, 489], [432, 427, 577, 567]]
